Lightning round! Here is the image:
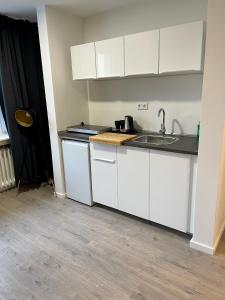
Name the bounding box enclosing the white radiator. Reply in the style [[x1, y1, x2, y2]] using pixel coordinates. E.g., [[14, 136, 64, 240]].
[[0, 144, 15, 192]]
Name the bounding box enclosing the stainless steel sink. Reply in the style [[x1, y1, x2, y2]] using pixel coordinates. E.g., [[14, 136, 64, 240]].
[[133, 135, 179, 146]]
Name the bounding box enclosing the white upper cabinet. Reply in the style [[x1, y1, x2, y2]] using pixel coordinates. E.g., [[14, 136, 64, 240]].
[[159, 21, 204, 74], [95, 37, 125, 78], [117, 146, 149, 219], [71, 42, 96, 80], [125, 30, 159, 76], [71, 21, 204, 80]]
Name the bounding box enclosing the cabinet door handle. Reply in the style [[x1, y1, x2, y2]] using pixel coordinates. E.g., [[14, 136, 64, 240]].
[[92, 157, 116, 164]]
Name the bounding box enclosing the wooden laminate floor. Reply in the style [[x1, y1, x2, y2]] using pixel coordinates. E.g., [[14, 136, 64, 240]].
[[0, 186, 225, 300]]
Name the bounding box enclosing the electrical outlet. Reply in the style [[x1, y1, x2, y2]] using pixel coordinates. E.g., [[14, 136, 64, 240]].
[[137, 103, 149, 110]]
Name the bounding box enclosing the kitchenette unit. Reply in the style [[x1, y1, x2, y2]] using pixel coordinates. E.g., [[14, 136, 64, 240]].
[[59, 125, 198, 235], [59, 19, 204, 237]]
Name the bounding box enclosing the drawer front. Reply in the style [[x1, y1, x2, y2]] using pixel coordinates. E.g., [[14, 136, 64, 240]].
[[90, 143, 117, 160]]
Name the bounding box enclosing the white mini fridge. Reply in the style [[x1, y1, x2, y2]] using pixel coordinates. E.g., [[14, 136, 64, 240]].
[[62, 140, 93, 206]]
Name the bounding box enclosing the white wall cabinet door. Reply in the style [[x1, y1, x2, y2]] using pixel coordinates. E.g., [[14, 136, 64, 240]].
[[149, 150, 191, 232], [71, 42, 96, 80], [117, 147, 149, 219], [159, 21, 204, 74], [95, 37, 124, 78], [90, 143, 118, 209], [125, 30, 159, 76]]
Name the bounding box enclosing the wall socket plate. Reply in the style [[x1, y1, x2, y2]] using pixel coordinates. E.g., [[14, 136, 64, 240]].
[[138, 103, 149, 110]]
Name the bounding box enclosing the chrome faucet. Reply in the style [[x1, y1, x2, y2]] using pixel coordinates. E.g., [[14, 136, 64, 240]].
[[158, 108, 166, 135]]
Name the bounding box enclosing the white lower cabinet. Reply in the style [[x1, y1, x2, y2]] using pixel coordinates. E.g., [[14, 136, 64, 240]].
[[90, 143, 195, 233], [149, 150, 191, 232], [189, 156, 198, 234], [90, 143, 118, 209], [117, 147, 149, 219]]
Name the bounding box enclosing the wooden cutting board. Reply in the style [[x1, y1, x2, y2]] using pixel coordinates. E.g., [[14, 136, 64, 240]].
[[89, 132, 137, 146]]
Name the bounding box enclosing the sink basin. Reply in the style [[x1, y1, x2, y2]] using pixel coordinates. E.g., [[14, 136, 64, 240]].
[[133, 135, 179, 146]]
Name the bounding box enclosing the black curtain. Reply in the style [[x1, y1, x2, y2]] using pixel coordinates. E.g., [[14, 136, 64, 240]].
[[0, 83, 7, 127], [0, 15, 53, 185]]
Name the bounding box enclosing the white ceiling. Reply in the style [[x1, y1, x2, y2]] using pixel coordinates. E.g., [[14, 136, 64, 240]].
[[0, 0, 138, 21]]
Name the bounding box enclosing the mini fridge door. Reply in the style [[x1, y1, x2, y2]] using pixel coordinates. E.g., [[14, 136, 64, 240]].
[[62, 140, 93, 206]]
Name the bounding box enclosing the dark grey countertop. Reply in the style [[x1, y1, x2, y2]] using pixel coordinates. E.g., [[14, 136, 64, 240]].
[[124, 132, 199, 155], [58, 130, 199, 156]]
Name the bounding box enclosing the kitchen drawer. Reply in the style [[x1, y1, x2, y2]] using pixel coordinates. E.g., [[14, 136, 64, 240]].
[[90, 143, 117, 160]]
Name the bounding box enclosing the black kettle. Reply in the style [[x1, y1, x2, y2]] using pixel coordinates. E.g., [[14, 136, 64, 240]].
[[124, 115, 134, 132]]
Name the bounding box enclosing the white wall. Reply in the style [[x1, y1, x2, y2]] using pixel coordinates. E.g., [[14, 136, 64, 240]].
[[84, 0, 208, 41], [88, 76, 203, 134], [37, 6, 89, 196], [43, 6, 89, 131], [191, 0, 225, 254], [84, 0, 208, 134]]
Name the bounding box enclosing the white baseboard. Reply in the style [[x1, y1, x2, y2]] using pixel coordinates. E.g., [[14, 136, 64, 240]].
[[190, 221, 225, 255], [190, 239, 214, 255], [213, 220, 225, 252], [54, 192, 67, 199]]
